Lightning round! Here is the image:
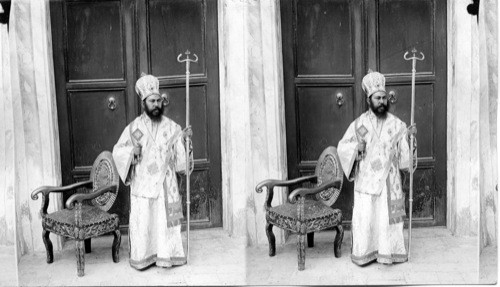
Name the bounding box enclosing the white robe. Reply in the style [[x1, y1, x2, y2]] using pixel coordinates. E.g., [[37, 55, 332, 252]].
[[338, 111, 412, 265], [112, 114, 187, 270]]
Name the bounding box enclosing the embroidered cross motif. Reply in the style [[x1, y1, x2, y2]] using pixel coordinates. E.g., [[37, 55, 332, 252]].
[[132, 128, 144, 141], [370, 158, 383, 172], [147, 162, 159, 175], [357, 124, 368, 137]]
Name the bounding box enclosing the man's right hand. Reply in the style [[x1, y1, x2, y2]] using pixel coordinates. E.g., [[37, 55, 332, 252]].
[[132, 146, 142, 164], [356, 140, 366, 161], [357, 141, 366, 153], [133, 146, 142, 156]]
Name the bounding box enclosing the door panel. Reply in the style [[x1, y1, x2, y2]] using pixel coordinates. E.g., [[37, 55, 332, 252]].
[[402, 168, 435, 219], [148, 0, 206, 77], [69, 90, 128, 166], [66, 1, 125, 81], [378, 0, 434, 74], [296, 0, 353, 76], [282, 0, 446, 226], [297, 86, 355, 161], [52, 0, 222, 229]]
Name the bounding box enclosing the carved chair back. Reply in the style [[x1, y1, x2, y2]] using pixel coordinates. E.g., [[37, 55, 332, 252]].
[[87, 151, 119, 211], [313, 146, 343, 207]]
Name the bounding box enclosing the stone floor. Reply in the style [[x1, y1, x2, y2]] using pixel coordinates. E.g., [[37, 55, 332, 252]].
[[18, 228, 246, 286], [246, 226, 487, 286], [479, 244, 498, 284], [15, 226, 496, 286], [0, 245, 18, 287]]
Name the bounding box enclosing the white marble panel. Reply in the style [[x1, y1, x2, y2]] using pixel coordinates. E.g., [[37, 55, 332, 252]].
[[219, 0, 287, 245], [7, 0, 62, 254], [0, 18, 16, 247], [478, 0, 498, 248], [447, 0, 485, 237]]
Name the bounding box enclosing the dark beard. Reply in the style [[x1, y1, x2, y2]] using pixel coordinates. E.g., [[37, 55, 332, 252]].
[[144, 104, 164, 122], [369, 100, 390, 118]]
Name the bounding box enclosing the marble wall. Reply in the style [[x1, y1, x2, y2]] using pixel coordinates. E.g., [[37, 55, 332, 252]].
[[478, 0, 498, 248], [0, 9, 15, 247], [218, 0, 288, 245], [446, 0, 480, 237], [5, 0, 63, 255], [447, 0, 498, 239]]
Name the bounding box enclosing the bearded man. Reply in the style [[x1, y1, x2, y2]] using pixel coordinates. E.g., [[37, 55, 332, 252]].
[[112, 73, 192, 270], [337, 71, 416, 266]]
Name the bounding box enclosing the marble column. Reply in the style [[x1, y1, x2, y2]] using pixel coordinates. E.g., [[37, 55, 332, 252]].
[[478, 0, 498, 249], [7, 0, 62, 254], [219, 0, 288, 245], [446, 0, 481, 236], [0, 5, 16, 247]]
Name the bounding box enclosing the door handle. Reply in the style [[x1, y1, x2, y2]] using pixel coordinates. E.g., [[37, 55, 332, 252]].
[[389, 90, 397, 104], [336, 92, 345, 107], [108, 96, 117, 111]]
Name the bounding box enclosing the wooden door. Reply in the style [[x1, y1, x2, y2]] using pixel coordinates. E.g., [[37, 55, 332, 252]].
[[51, 0, 137, 226], [281, 0, 365, 222], [136, 0, 222, 229], [281, 0, 446, 226], [366, 0, 447, 226], [51, 0, 222, 229]]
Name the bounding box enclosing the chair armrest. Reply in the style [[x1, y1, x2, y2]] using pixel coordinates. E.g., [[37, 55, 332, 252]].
[[66, 184, 118, 210], [255, 175, 317, 209], [288, 180, 342, 204], [31, 180, 93, 215], [255, 175, 318, 192], [31, 180, 93, 200]]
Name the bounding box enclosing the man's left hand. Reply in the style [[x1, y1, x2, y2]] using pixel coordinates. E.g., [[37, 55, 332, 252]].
[[408, 124, 417, 136], [183, 125, 193, 139]]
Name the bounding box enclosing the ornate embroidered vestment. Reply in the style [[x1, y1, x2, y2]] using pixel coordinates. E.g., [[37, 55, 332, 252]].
[[338, 111, 411, 265], [112, 114, 187, 269]]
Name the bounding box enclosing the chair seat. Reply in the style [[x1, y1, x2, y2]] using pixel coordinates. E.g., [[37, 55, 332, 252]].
[[267, 200, 342, 233], [43, 205, 119, 240]]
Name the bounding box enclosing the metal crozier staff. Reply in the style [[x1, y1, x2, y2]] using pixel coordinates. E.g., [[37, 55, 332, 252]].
[[404, 47, 424, 260], [177, 50, 197, 262]]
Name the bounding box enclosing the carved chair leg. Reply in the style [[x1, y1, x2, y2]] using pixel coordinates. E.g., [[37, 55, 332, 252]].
[[265, 222, 276, 257], [297, 233, 306, 271], [76, 240, 85, 277], [112, 229, 121, 263], [84, 238, 91, 254], [334, 224, 344, 258], [307, 232, 314, 248], [42, 230, 53, 264]]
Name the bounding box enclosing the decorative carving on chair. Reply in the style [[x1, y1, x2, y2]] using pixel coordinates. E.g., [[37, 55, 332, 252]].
[[256, 146, 345, 271], [43, 218, 75, 239], [31, 151, 121, 277], [315, 149, 343, 206], [266, 211, 297, 232], [90, 155, 119, 211]]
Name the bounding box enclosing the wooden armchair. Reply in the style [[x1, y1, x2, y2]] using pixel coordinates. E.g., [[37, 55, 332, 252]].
[[255, 146, 344, 270], [31, 151, 121, 277]]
